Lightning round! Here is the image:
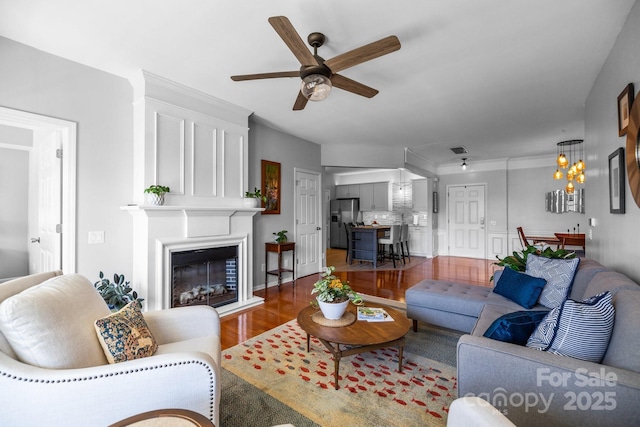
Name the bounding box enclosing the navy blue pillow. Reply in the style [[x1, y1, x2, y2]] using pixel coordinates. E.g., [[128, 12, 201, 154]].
[[493, 267, 547, 309], [484, 310, 550, 345]]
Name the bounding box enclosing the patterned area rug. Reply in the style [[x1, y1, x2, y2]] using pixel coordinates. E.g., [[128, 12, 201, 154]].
[[221, 319, 460, 427]]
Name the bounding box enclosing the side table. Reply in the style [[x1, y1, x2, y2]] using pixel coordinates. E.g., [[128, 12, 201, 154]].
[[265, 241, 296, 289]]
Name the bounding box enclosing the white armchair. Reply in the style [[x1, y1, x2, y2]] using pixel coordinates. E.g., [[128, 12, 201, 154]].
[[0, 271, 221, 427]]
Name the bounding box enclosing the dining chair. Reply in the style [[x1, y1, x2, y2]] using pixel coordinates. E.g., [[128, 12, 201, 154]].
[[378, 225, 402, 268], [344, 223, 354, 262], [516, 227, 530, 248]]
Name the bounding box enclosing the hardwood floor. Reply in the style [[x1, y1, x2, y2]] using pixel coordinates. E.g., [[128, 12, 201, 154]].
[[220, 252, 497, 350]]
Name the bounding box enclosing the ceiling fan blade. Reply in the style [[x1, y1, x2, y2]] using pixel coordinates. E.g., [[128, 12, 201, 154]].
[[331, 74, 379, 98], [293, 91, 308, 111], [324, 35, 401, 73], [268, 16, 319, 66], [231, 71, 299, 81]]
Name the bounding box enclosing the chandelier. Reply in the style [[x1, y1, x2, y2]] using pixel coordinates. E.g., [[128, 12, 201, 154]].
[[553, 139, 585, 193]]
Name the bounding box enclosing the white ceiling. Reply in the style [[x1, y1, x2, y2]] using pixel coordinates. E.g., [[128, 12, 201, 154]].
[[0, 0, 635, 167]]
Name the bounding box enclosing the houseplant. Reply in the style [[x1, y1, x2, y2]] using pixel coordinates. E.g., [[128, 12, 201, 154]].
[[244, 187, 267, 208], [144, 184, 170, 206], [491, 245, 576, 281], [94, 271, 144, 310], [273, 230, 288, 243], [311, 266, 363, 319]]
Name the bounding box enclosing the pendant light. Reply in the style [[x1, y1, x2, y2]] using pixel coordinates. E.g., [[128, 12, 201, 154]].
[[554, 139, 586, 191]]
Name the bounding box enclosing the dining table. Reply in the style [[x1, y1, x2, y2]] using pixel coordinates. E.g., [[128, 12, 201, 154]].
[[554, 233, 586, 251], [349, 225, 391, 268]]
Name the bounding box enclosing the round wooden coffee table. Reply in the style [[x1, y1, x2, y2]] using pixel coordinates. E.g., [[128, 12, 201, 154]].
[[297, 304, 411, 390]]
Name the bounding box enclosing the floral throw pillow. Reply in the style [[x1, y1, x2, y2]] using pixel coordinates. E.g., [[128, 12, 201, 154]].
[[94, 301, 157, 364]]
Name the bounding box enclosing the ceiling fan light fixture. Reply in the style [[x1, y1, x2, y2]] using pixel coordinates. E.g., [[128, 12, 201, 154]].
[[301, 74, 332, 101]]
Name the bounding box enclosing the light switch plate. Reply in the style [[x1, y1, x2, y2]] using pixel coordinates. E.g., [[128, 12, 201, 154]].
[[88, 231, 104, 244]]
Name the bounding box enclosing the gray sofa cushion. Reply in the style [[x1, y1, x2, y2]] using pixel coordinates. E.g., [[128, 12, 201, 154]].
[[406, 280, 546, 318], [583, 270, 640, 298], [602, 289, 640, 372], [568, 258, 607, 300]]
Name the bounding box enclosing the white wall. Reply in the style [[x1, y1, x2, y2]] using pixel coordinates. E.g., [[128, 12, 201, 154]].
[[0, 37, 134, 281], [584, 0, 640, 282]]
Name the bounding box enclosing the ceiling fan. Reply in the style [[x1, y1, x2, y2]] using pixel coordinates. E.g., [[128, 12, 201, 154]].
[[230, 16, 401, 111]]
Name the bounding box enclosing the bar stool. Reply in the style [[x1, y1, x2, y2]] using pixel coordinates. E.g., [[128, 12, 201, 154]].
[[399, 223, 410, 263], [378, 224, 402, 268]]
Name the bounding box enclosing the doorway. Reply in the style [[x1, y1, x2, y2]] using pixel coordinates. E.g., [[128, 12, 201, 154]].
[[0, 107, 76, 280], [294, 168, 322, 278], [447, 184, 486, 258]]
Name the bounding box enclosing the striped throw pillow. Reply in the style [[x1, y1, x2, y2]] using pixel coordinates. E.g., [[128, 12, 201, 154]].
[[526, 291, 614, 363]]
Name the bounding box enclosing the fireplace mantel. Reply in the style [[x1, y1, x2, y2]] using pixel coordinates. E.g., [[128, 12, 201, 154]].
[[122, 205, 262, 238], [121, 204, 263, 315]]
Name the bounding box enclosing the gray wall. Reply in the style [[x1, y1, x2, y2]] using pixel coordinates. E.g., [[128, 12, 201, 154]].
[[0, 36, 134, 282], [584, 0, 640, 282], [248, 119, 322, 287], [0, 147, 29, 278], [507, 165, 586, 233]]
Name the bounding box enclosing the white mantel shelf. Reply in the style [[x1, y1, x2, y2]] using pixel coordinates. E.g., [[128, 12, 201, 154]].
[[121, 204, 263, 239], [120, 204, 264, 214]]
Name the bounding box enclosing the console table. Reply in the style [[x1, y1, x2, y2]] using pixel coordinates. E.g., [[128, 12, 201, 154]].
[[265, 241, 295, 289]]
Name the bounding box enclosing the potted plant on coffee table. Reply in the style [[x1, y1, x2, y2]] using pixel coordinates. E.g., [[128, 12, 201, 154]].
[[311, 266, 363, 319]]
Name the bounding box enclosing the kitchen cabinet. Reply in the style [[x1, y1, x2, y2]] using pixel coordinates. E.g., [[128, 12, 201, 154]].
[[336, 184, 360, 198], [412, 179, 429, 211], [409, 225, 432, 257], [359, 182, 389, 211]]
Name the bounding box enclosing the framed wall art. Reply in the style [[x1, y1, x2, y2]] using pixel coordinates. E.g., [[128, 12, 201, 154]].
[[261, 160, 281, 214], [617, 83, 634, 137], [608, 147, 625, 214]]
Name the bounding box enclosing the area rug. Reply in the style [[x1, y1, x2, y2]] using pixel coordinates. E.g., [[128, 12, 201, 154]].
[[221, 320, 461, 427]]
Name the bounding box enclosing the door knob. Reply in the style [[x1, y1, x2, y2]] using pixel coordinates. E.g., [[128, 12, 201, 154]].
[[316, 227, 321, 230], [31, 237, 40, 243]]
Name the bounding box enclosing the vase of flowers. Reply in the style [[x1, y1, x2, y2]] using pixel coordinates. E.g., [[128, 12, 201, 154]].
[[312, 266, 363, 319]]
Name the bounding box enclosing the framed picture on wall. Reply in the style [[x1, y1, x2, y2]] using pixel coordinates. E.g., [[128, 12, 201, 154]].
[[617, 83, 634, 137], [608, 147, 625, 214], [261, 160, 281, 214]]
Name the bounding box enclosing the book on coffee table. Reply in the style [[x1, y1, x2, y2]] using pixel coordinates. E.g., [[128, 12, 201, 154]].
[[357, 307, 394, 322]]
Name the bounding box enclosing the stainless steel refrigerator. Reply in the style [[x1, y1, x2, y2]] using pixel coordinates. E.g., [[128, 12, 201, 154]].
[[330, 198, 359, 249]]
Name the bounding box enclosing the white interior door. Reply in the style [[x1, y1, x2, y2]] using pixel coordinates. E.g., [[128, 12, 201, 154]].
[[29, 129, 62, 273], [295, 169, 322, 278], [447, 184, 486, 258], [0, 107, 76, 277]]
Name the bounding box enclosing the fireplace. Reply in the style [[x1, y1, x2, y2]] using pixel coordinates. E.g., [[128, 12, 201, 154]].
[[123, 206, 264, 316], [171, 246, 238, 309]]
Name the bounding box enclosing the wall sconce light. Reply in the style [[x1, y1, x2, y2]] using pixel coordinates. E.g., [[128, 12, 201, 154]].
[[461, 158, 467, 170]]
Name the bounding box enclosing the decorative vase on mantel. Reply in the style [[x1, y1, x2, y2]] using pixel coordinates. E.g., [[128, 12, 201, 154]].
[[243, 197, 260, 208], [147, 193, 165, 206], [317, 298, 349, 320]]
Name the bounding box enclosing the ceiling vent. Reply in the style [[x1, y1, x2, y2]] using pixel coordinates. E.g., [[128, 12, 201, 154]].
[[450, 146, 468, 155]]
